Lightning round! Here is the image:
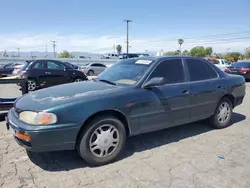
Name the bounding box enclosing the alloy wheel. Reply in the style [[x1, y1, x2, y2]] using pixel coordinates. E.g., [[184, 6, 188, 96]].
[[89, 124, 120, 158], [74, 78, 83, 82], [217, 102, 230, 124], [28, 80, 36, 91]]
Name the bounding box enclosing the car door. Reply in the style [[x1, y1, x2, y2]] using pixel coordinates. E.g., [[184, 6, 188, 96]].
[[96, 63, 106, 74], [44, 60, 70, 86], [184, 58, 222, 121], [28, 60, 47, 87], [90, 63, 101, 74], [139, 59, 191, 133]]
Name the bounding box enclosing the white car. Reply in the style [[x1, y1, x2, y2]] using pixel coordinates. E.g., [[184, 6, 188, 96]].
[[80, 63, 107, 76], [214, 59, 230, 71], [101, 53, 119, 59], [12, 63, 25, 75]]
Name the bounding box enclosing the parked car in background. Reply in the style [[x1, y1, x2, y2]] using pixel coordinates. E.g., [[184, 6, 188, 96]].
[[6, 56, 245, 166], [101, 53, 119, 59], [0, 62, 25, 76], [12, 61, 32, 75], [225, 61, 250, 81], [19, 59, 88, 91], [80, 63, 107, 76], [119, 53, 149, 59], [63, 62, 80, 70], [213, 59, 230, 71]]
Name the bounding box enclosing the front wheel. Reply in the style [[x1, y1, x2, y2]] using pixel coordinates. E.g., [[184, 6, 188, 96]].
[[209, 97, 233, 129], [77, 116, 126, 166]]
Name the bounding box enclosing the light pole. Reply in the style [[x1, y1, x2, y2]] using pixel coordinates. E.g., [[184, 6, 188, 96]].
[[17, 48, 20, 57], [124, 20, 132, 58], [51, 41, 57, 58]]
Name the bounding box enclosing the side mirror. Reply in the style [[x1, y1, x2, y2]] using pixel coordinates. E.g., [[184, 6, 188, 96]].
[[143, 77, 165, 88], [64, 67, 70, 71]]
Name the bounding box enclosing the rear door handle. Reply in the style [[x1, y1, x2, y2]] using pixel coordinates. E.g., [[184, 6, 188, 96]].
[[217, 85, 222, 89], [45, 72, 51, 75], [181, 90, 189, 94]]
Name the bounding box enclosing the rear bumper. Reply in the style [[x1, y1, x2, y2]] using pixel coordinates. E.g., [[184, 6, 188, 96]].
[[6, 108, 80, 152], [234, 96, 244, 107], [227, 72, 250, 79]]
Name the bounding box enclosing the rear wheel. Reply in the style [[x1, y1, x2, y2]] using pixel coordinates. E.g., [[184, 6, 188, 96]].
[[77, 116, 126, 166], [73, 77, 84, 82], [87, 70, 94, 76], [209, 97, 233, 129], [27, 79, 37, 91]]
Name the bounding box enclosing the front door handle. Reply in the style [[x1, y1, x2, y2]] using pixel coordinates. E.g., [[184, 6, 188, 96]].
[[45, 72, 51, 75], [217, 85, 222, 89]]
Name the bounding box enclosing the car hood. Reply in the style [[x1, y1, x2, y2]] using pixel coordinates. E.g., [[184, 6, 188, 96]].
[[15, 80, 126, 111]]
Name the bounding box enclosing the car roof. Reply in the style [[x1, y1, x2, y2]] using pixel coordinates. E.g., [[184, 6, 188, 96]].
[[133, 56, 207, 62]]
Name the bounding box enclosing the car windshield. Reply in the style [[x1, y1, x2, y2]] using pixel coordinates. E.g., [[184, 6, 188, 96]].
[[97, 59, 154, 85], [231, 62, 250, 68]]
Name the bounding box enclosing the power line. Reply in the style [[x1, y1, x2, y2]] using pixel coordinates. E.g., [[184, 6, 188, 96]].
[[144, 31, 250, 43]]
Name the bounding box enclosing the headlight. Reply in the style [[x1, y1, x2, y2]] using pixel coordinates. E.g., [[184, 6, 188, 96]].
[[19, 111, 57, 125]]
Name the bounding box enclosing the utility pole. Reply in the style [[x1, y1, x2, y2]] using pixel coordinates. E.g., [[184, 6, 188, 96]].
[[17, 48, 20, 57], [45, 44, 48, 58], [124, 19, 132, 57], [51, 41, 57, 58]]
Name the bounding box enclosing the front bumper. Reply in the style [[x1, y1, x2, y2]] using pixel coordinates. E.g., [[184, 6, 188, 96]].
[[6, 108, 81, 152]]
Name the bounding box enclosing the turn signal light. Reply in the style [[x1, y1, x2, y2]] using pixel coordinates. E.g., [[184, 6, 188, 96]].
[[225, 68, 230, 72], [15, 132, 31, 142]]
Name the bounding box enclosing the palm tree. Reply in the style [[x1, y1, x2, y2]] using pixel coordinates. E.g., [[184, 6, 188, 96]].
[[178, 39, 184, 55], [116, 45, 122, 55]]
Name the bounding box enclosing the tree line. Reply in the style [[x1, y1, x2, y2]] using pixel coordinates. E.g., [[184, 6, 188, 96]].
[[163, 39, 250, 63]]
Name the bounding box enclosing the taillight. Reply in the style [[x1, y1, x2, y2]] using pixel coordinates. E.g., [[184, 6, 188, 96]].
[[81, 66, 86, 70], [225, 68, 230, 72], [240, 68, 250, 73], [19, 71, 26, 78]]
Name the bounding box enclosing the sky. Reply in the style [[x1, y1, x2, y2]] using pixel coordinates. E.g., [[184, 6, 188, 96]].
[[0, 0, 249, 54]]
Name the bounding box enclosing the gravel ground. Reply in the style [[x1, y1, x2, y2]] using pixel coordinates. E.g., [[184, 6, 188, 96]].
[[0, 83, 250, 188]]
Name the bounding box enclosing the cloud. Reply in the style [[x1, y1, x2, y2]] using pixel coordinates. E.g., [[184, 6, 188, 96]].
[[0, 34, 249, 54]]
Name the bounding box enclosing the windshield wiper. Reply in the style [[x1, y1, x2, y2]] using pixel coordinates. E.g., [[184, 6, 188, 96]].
[[98, 79, 117, 86]]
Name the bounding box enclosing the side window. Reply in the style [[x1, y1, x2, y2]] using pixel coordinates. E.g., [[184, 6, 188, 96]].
[[91, 64, 98, 67], [149, 59, 185, 84], [33, 61, 43, 69], [215, 60, 220, 64], [204, 63, 218, 79], [100, 64, 106, 67], [47, 61, 65, 69], [186, 59, 212, 81]]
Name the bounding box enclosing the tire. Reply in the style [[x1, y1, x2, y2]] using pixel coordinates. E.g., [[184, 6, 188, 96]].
[[77, 115, 126, 166], [27, 79, 37, 91], [73, 77, 84, 82], [209, 97, 233, 129], [87, 70, 94, 76]]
